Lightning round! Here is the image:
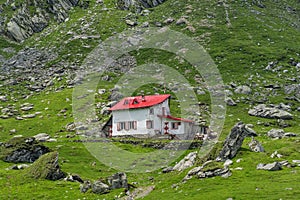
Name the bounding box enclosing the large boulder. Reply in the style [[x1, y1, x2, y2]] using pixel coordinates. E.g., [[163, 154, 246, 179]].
[[172, 151, 197, 171], [107, 172, 128, 190], [26, 151, 66, 180], [183, 160, 231, 181], [1, 137, 50, 163], [267, 129, 285, 138], [248, 104, 293, 119], [92, 181, 110, 194], [217, 122, 252, 161], [257, 162, 282, 171]]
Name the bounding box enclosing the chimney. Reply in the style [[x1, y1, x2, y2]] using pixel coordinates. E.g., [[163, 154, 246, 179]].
[[141, 92, 146, 102]]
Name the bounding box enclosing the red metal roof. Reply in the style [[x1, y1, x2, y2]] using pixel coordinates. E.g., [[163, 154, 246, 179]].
[[109, 94, 171, 111], [157, 115, 194, 123]]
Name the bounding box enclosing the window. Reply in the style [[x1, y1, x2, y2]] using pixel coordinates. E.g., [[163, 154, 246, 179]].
[[146, 120, 154, 129], [149, 108, 154, 115], [162, 107, 166, 115], [171, 122, 181, 129], [117, 121, 137, 131], [123, 99, 129, 105], [117, 122, 126, 131], [128, 121, 137, 130]]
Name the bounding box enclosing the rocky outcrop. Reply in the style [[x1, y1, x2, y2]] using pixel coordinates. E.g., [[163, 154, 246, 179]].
[[26, 151, 66, 180], [248, 104, 293, 119], [1, 0, 83, 42], [1, 136, 50, 163], [183, 160, 231, 181], [217, 122, 252, 161], [116, 0, 166, 11], [172, 151, 197, 172]]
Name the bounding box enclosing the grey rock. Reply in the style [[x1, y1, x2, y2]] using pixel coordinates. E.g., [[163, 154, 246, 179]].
[[22, 114, 36, 118], [248, 137, 264, 152], [248, 104, 293, 119], [172, 151, 197, 171], [125, 20, 137, 26], [176, 17, 188, 25], [257, 162, 282, 171], [0, 96, 8, 102], [224, 159, 233, 167], [217, 122, 251, 161], [4, 0, 80, 41], [21, 106, 33, 111], [234, 85, 252, 94], [116, 0, 166, 10], [284, 132, 298, 137], [64, 174, 84, 183], [92, 181, 110, 194], [107, 172, 128, 190], [80, 180, 92, 193], [270, 151, 283, 158], [162, 166, 173, 173], [164, 17, 174, 24], [284, 84, 300, 97], [33, 133, 50, 142], [267, 129, 285, 138], [225, 97, 237, 106]]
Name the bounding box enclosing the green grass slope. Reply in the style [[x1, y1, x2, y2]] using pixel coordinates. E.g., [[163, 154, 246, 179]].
[[0, 0, 300, 199]]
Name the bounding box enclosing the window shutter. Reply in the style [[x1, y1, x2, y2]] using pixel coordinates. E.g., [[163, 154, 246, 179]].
[[134, 121, 137, 130], [117, 122, 120, 131]]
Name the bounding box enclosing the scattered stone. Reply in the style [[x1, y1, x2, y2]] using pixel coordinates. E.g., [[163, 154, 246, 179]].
[[80, 180, 92, 193], [33, 133, 50, 142], [0, 96, 8, 102], [20, 106, 34, 111], [125, 20, 137, 26], [284, 132, 298, 137], [22, 114, 36, 118], [248, 104, 293, 120], [234, 85, 252, 94], [248, 137, 264, 152], [225, 97, 237, 106], [92, 181, 110, 194], [162, 166, 173, 173], [267, 129, 285, 139], [176, 17, 188, 25], [107, 172, 128, 190], [172, 151, 197, 171], [224, 159, 233, 167], [65, 122, 76, 132], [64, 174, 84, 183], [217, 122, 251, 161], [164, 17, 174, 24], [270, 151, 283, 158], [257, 162, 282, 171]]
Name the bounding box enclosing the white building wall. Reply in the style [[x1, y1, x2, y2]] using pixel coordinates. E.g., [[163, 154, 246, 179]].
[[110, 99, 194, 136], [111, 99, 170, 136]]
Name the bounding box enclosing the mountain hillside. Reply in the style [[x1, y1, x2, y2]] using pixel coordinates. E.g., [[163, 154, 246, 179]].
[[0, 0, 300, 199]]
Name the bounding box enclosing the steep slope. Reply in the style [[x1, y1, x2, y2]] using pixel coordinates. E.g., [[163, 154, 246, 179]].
[[0, 0, 299, 199]]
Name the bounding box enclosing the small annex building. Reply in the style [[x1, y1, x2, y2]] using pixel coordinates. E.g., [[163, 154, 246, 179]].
[[106, 94, 194, 137]]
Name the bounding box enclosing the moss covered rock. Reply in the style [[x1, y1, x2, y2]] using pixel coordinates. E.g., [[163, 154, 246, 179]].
[[25, 151, 66, 180], [0, 136, 50, 163]]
